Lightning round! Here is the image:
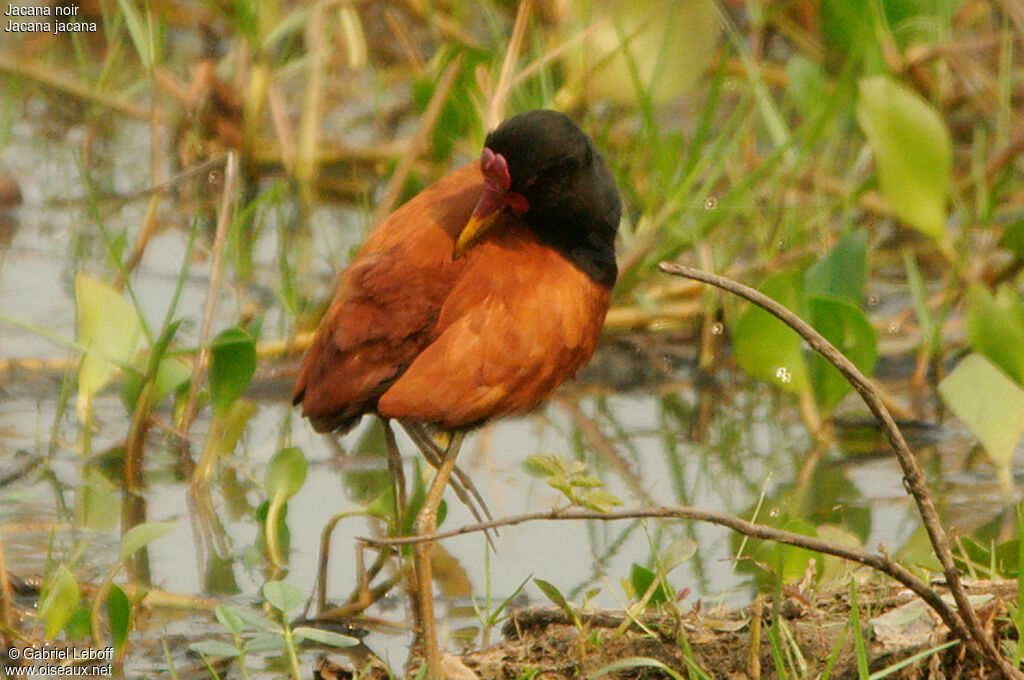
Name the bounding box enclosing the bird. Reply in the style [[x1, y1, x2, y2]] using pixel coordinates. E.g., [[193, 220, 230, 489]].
[[293, 109, 620, 679]]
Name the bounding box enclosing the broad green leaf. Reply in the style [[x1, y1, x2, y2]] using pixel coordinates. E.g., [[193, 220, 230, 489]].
[[804, 230, 868, 304], [821, 0, 883, 69], [244, 634, 289, 652], [808, 296, 878, 412], [265, 447, 307, 504], [965, 284, 1024, 386], [75, 274, 141, 423], [215, 606, 245, 637], [107, 584, 130, 652], [74, 466, 120, 531], [733, 270, 810, 395], [778, 519, 818, 583], [939, 354, 1024, 496], [262, 581, 304, 614], [815, 525, 863, 586], [856, 75, 951, 239], [629, 564, 668, 605], [785, 56, 830, 118], [230, 606, 281, 634], [119, 318, 187, 412], [209, 327, 256, 414], [39, 564, 80, 638], [119, 520, 175, 563], [120, 354, 190, 411], [63, 606, 91, 641], [292, 626, 360, 648], [189, 640, 241, 657]]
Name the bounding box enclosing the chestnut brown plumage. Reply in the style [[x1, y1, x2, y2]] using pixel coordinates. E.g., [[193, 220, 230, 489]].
[[292, 109, 620, 680], [293, 110, 620, 432]]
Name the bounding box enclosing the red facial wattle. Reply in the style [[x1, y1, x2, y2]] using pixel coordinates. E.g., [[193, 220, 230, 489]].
[[454, 148, 531, 258], [474, 148, 529, 218]]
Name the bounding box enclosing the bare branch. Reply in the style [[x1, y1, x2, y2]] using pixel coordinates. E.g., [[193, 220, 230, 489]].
[[658, 262, 1020, 679], [359, 504, 966, 641]]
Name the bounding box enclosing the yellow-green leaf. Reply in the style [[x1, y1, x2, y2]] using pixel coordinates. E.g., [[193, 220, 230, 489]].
[[209, 327, 256, 414], [856, 75, 951, 240], [39, 564, 80, 638], [75, 274, 141, 424], [966, 283, 1024, 386], [119, 521, 175, 563], [733, 270, 810, 395], [939, 354, 1024, 497]]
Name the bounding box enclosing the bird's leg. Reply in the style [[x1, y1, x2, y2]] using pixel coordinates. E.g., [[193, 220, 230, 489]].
[[384, 419, 428, 637], [403, 423, 495, 531], [382, 419, 408, 530], [412, 431, 463, 680]]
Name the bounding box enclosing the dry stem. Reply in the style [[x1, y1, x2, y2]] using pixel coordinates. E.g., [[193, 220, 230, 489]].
[[180, 151, 241, 436], [371, 57, 463, 226]]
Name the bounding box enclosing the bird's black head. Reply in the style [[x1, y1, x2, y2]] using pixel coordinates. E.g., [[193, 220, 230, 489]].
[[456, 110, 621, 289]]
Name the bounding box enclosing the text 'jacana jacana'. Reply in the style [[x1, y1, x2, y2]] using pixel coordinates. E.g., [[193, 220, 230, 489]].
[[293, 109, 620, 679]]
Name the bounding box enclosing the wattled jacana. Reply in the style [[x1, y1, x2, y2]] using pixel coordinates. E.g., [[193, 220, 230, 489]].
[[293, 109, 620, 679]]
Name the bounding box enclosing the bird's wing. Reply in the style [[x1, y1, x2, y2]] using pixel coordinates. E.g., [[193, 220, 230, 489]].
[[293, 163, 482, 432], [377, 226, 611, 429]]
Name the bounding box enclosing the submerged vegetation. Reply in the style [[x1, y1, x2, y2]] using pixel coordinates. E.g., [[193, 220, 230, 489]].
[[1, 0, 1024, 677]]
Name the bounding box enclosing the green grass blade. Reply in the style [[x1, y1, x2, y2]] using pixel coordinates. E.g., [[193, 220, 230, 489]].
[[767, 623, 789, 680], [867, 640, 958, 679], [850, 580, 870, 678], [821, 619, 852, 680]]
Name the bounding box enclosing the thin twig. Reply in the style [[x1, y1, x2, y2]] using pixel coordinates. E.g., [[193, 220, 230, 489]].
[[296, 0, 330, 204], [657, 262, 1020, 679], [508, 18, 607, 94], [371, 57, 463, 226], [401, 422, 496, 550], [395, 0, 479, 48], [0, 54, 152, 119], [358, 504, 967, 642], [180, 151, 241, 436], [485, 0, 533, 130]]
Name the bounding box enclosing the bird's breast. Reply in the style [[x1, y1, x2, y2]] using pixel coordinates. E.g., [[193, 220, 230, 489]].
[[377, 222, 612, 428]]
